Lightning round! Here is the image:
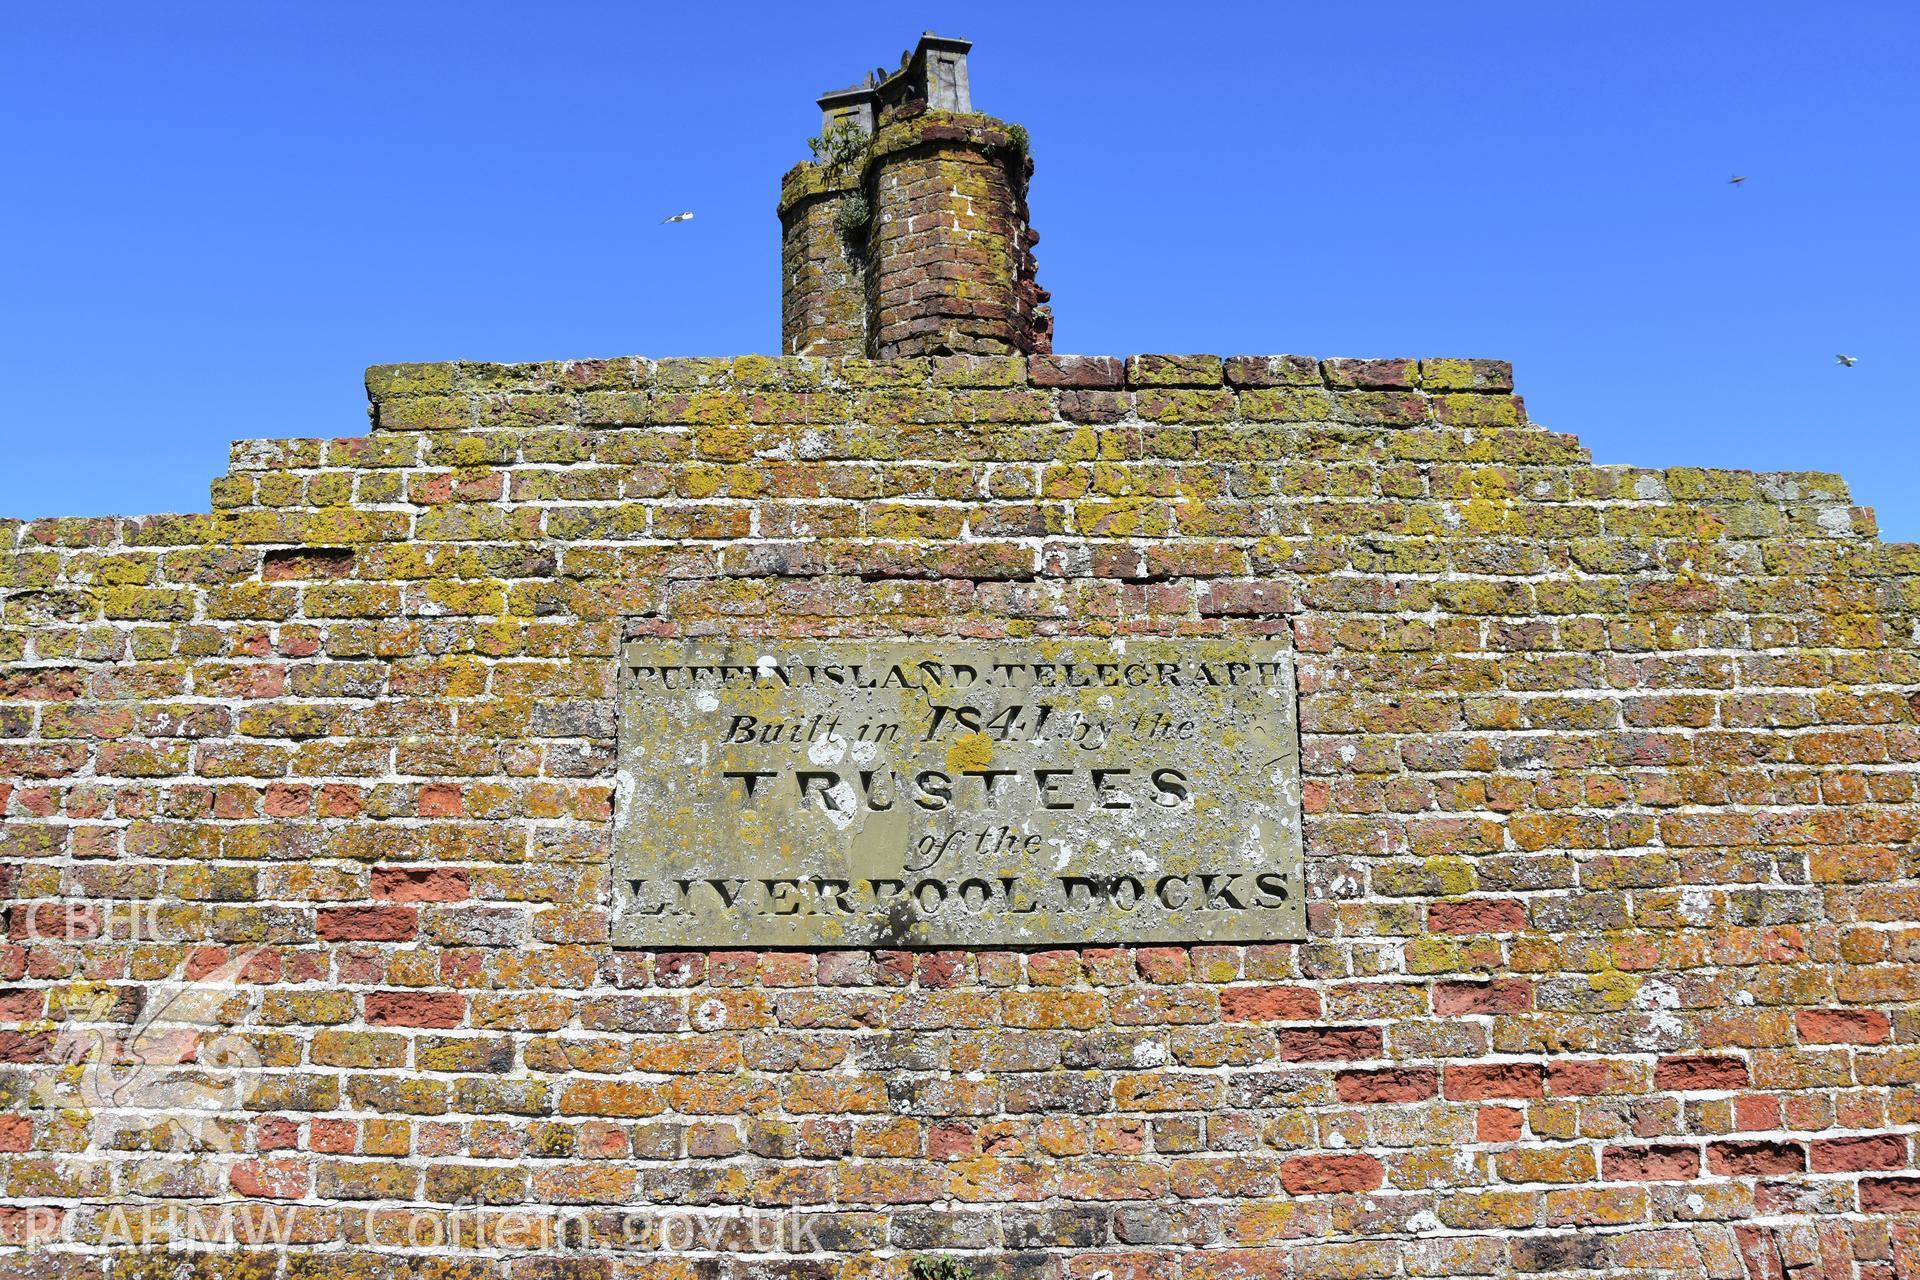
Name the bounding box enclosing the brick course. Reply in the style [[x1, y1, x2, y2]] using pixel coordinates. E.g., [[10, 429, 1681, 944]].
[[0, 353, 1915, 1276]]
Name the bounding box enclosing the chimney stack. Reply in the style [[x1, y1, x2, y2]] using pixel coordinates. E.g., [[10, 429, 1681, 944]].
[[778, 34, 1051, 360]]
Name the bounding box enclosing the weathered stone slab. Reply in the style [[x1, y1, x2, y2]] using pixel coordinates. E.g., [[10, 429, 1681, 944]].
[[612, 638, 1304, 946]]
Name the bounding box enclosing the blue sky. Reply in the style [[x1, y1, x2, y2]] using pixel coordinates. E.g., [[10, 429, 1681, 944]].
[[3, 3, 1915, 537]]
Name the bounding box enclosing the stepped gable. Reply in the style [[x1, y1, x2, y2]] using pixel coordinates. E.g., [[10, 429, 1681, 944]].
[[2, 27, 1918, 1280]]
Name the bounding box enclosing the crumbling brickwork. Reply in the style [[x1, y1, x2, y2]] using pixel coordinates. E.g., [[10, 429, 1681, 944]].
[[779, 28, 1050, 365], [778, 182, 868, 361], [2, 352, 1918, 1278], [781, 112, 1051, 362], [864, 115, 1046, 360]]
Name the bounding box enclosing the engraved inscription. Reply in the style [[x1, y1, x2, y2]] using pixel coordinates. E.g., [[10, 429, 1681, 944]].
[[612, 639, 1305, 947]]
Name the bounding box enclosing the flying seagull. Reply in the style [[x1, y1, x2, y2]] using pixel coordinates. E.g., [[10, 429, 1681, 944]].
[[661, 211, 694, 224], [1728, 175, 1746, 186], [1836, 354, 1857, 367]]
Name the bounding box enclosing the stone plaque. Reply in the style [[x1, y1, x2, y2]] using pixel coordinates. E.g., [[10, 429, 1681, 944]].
[[612, 638, 1304, 947]]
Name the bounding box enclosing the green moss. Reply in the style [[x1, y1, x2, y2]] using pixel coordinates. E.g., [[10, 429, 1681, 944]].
[[910, 1259, 982, 1280], [364, 362, 456, 398]]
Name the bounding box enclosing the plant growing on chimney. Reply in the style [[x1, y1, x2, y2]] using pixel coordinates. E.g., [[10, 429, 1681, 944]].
[[806, 118, 870, 172], [833, 193, 870, 234]]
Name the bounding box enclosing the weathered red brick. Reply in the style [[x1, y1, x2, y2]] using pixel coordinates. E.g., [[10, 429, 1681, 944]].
[[263, 783, 310, 817], [372, 867, 471, 902], [1221, 985, 1321, 1022], [1655, 1054, 1749, 1091], [231, 1158, 309, 1199], [0, 1115, 31, 1152], [1057, 389, 1128, 422], [1597, 1151, 1704, 1182], [1433, 979, 1532, 1016], [1732, 1094, 1781, 1132], [1335, 1068, 1436, 1104], [1708, 1140, 1807, 1176], [1029, 355, 1123, 388], [10, 903, 99, 942], [1810, 1134, 1907, 1173], [417, 783, 464, 817], [1321, 357, 1417, 388], [261, 547, 355, 580], [1796, 1008, 1891, 1044], [1427, 898, 1528, 934], [1547, 1059, 1623, 1096], [0, 989, 44, 1021], [1862, 1178, 1920, 1212], [316, 906, 418, 941], [1198, 581, 1299, 617], [1445, 1062, 1544, 1100], [1277, 1026, 1382, 1061], [0, 668, 85, 700], [1279, 1154, 1383, 1195], [1132, 947, 1189, 984], [1477, 1106, 1525, 1143], [0, 1204, 65, 1246], [364, 990, 465, 1028], [1224, 354, 1319, 388], [309, 1118, 357, 1154]]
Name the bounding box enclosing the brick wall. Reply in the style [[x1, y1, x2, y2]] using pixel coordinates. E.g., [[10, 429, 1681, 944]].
[[2, 352, 1918, 1278]]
